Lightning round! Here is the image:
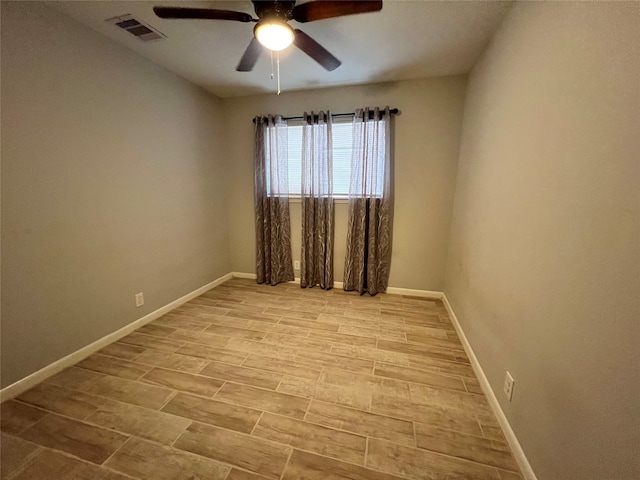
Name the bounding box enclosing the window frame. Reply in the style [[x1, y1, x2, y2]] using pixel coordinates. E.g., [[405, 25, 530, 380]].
[[264, 114, 388, 200]]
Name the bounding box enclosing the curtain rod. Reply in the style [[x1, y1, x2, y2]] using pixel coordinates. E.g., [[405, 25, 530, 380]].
[[253, 108, 399, 123]]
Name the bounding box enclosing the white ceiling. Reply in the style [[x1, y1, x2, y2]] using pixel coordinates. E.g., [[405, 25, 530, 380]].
[[51, 0, 513, 98]]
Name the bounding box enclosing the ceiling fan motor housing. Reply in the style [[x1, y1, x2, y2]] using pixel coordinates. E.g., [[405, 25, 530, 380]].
[[252, 0, 296, 21]]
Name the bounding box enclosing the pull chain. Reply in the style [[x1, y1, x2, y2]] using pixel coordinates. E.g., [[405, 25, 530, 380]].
[[277, 50, 281, 95], [270, 50, 274, 80]]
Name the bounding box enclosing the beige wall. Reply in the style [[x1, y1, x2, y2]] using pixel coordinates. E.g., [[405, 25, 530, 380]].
[[1, 2, 231, 387], [444, 2, 640, 479], [222, 77, 466, 290]]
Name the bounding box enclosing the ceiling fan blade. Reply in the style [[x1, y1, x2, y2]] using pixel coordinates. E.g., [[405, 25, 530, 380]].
[[293, 29, 341, 71], [236, 38, 264, 72], [292, 1, 382, 23], [153, 6, 255, 23]]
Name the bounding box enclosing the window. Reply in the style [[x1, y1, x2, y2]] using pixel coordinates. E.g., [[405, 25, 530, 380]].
[[269, 118, 386, 198]]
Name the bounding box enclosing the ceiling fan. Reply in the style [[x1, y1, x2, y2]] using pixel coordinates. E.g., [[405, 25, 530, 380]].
[[153, 1, 383, 72]]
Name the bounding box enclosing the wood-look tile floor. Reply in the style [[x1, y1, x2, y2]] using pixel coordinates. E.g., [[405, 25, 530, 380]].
[[0, 278, 523, 480]]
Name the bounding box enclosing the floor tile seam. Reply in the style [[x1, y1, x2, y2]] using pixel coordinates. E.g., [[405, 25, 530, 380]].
[[239, 362, 324, 381], [113, 405, 195, 444], [368, 405, 494, 437], [11, 439, 142, 480], [98, 342, 148, 358], [211, 380, 227, 400], [307, 397, 416, 425], [262, 309, 323, 320], [249, 412, 370, 448], [76, 375, 185, 420], [1, 435, 43, 480], [95, 366, 228, 396], [408, 441, 519, 474], [375, 348, 471, 366], [278, 319, 342, 332], [258, 335, 334, 351], [176, 345, 251, 363], [194, 359, 289, 384], [224, 313, 283, 324], [257, 439, 371, 470], [377, 338, 464, 352], [115, 342, 188, 355], [1, 400, 52, 435], [174, 419, 342, 458], [309, 402, 428, 433], [171, 340, 300, 360], [278, 447, 295, 480], [17, 398, 194, 448], [202, 330, 269, 342], [410, 419, 419, 450], [175, 416, 292, 450], [75, 354, 154, 377], [417, 448, 521, 475], [135, 325, 182, 337], [289, 361, 374, 377], [321, 366, 414, 391], [155, 314, 214, 326], [100, 435, 137, 469], [326, 328, 389, 343], [105, 354, 216, 376], [292, 349, 376, 369], [324, 340, 379, 352], [158, 389, 181, 410], [36, 373, 230, 414], [285, 444, 412, 478], [122, 330, 189, 346], [364, 436, 370, 468], [403, 354, 477, 371], [375, 360, 468, 380], [214, 379, 316, 406], [403, 338, 467, 352], [248, 411, 266, 436], [17, 377, 179, 412], [371, 371, 470, 394], [363, 441, 507, 478], [413, 420, 510, 445], [201, 387, 420, 435], [478, 423, 508, 442], [299, 412, 416, 446], [374, 395, 493, 420], [182, 306, 234, 316], [16, 411, 137, 457], [136, 430, 236, 478]]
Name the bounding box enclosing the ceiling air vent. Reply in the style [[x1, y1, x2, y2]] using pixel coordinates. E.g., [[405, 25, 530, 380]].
[[106, 14, 165, 42]]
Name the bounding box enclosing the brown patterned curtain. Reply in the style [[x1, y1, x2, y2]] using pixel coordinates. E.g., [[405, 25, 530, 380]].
[[254, 115, 294, 285], [343, 107, 392, 295], [300, 111, 334, 289]]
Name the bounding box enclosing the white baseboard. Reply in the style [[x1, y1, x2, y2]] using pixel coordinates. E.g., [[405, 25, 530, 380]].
[[230, 272, 343, 288], [231, 272, 439, 298], [385, 286, 443, 299], [441, 293, 538, 480], [289, 277, 345, 289], [230, 272, 257, 279], [0, 272, 233, 403]]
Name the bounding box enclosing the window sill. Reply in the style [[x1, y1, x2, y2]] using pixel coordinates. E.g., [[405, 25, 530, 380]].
[[288, 197, 349, 204]]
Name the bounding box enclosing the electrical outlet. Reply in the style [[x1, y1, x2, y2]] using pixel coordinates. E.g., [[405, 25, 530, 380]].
[[135, 292, 144, 308], [294, 260, 300, 270], [504, 371, 515, 401]]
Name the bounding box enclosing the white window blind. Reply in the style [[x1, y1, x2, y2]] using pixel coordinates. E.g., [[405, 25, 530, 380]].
[[268, 117, 385, 198]]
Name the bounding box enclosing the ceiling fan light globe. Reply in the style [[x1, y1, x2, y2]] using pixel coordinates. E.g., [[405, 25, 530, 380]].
[[255, 21, 294, 51]]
